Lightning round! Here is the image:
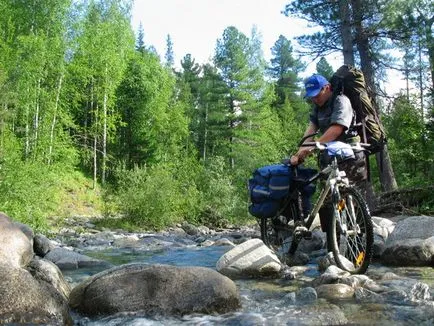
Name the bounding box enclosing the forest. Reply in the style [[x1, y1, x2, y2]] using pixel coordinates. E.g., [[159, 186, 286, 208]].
[[0, 0, 432, 232]]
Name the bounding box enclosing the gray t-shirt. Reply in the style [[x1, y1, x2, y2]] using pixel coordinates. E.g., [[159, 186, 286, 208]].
[[309, 94, 358, 141]]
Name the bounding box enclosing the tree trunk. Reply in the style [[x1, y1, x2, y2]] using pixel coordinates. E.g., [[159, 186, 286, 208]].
[[351, 0, 398, 192], [339, 0, 354, 65], [48, 74, 63, 165], [102, 65, 108, 185], [376, 144, 397, 192], [202, 104, 208, 162]]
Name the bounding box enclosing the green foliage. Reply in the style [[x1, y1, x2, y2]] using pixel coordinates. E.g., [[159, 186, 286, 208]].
[[316, 57, 334, 80], [0, 131, 88, 232], [113, 156, 202, 230], [197, 157, 246, 227], [383, 95, 434, 187]]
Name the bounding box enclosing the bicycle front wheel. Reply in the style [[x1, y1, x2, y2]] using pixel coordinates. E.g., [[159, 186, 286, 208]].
[[327, 185, 373, 274]]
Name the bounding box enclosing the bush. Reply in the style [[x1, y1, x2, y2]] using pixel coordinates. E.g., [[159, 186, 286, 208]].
[[114, 161, 201, 230], [196, 157, 246, 227]]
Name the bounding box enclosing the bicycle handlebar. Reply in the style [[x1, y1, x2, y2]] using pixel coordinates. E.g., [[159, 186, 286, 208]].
[[299, 141, 370, 152]]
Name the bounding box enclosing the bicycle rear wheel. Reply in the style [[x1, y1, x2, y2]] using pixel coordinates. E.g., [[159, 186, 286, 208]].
[[327, 185, 373, 274], [260, 200, 298, 253]]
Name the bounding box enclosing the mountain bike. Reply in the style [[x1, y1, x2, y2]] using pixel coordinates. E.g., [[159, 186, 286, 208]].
[[260, 135, 374, 274]]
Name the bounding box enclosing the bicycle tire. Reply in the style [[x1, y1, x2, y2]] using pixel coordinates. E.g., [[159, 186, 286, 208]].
[[260, 200, 299, 253], [327, 185, 373, 274]]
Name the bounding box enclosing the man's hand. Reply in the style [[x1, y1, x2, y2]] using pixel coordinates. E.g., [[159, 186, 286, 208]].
[[290, 146, 314, 165]]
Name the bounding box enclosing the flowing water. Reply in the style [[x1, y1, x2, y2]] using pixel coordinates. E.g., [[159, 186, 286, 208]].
[[65, 240, 434, 325]]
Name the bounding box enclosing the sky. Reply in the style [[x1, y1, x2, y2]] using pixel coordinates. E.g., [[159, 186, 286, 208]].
[[131, 0, 337, 75], [131, 0, 406, 94]]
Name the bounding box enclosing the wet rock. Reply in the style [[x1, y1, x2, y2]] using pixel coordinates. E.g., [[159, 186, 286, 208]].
[[296, 287, 318, 303], [216, 238, 282, 278], [69, 263, 240, 316], [316, 283, 355, 300], [317, 252, 335, 272], [278, 303, 348, 325], [311, 265, 350, 287], [354, 287, 384, 303], [283, 251, 310, 267]]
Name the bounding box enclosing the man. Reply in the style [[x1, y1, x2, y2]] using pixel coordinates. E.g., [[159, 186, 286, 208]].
[[291, 74, 367, 231]]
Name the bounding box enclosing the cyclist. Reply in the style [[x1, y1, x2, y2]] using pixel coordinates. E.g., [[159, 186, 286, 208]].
[[290, 74, 367, 232]]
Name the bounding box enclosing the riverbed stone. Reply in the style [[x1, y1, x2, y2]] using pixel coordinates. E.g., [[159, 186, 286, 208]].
[[316, 283, 355, 300], [69, 263, 240, 316], [216, 238, 282, 278], [279, 303, 348, 325], [44, 247, 112, 270]]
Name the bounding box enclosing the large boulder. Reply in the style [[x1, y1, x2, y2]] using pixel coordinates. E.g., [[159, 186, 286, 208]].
[[0, 264, 72, 325], [216, 238, 282, 278], [0, 213, 72, 325], [0, 212, 33, 268], [381, 216, 434, 266], [69, 263, 240, 316]]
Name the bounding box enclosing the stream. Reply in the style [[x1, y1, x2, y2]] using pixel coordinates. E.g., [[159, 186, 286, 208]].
[[60, 230, 433, 326]]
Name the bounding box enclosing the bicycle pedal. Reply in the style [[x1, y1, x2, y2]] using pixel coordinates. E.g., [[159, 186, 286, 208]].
[[294, 226, 312, 240], [302, 231, 312, 240]]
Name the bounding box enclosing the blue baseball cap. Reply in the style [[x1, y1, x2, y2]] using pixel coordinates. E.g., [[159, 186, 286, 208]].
[[304, 74, 329, 98]]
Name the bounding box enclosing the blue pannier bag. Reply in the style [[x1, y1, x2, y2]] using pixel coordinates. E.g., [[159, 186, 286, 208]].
[[248, 164, 292, 218]]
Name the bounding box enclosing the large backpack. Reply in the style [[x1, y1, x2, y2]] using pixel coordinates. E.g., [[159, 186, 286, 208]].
[[330, 64, 386, 154], [248, 164, 292, 218], [248, 164, 317, 219]]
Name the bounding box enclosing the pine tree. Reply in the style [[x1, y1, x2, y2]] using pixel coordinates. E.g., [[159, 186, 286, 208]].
[[214, 26, 284, 175], [165, 34, 175, 68]]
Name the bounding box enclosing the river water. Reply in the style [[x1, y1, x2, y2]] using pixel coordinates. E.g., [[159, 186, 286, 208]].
[[64, 237, 434, 326]]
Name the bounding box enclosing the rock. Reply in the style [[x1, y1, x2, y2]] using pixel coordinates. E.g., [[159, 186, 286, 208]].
[[216, 238, 282, 278], [283, 251, 310, 267], [382, 237, 434, 266], [296, 230, 326, 253], [317, 251, 335, 272], [34, 233, 56, 257], [382, 216, 434, 266], [371, 216, 396, 239], [316, 283, 355, 300], [44, 247, 112, 270], [0, 213, 34, 268], [213, 238, 236, 247], [354, 287, 384, 303], [0, 265, 72, 325], [279, 303, 348, 325], [69, 263, 240, 316], [311, 265, 350, 287], [296, 287, 318, 303]]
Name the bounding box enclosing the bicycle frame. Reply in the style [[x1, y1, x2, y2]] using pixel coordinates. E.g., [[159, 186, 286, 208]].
[[298, 157, 349, 231]]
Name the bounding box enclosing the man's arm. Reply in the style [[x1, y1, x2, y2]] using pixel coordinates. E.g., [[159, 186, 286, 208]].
[[317, 124, 345, 143], [290, 122, 318, 165], [290, 123, 345, 165]]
